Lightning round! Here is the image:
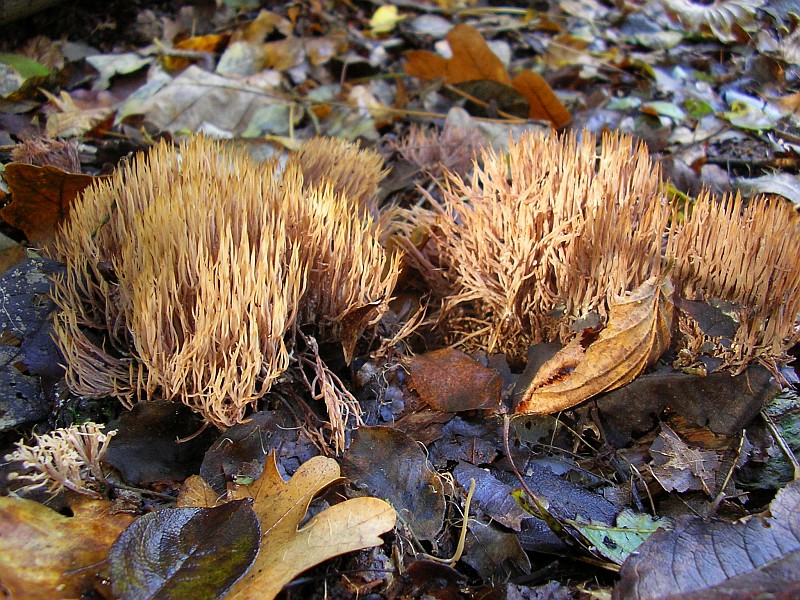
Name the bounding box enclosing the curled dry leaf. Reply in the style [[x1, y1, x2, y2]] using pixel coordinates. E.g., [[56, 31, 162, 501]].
[[516, 276, 674, 414], [660, 0, 764, 43]]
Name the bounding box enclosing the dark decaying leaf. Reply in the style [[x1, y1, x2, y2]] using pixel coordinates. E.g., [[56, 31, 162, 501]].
[[451, 80, 529, 119], [514, 459, 619, 525], [613, 478, 800, 600], [405, 560, 464, 599], [453, 461, 530, 531], [427, 415, 500, 466], [341, 425, 445, 541], [649, 423, 721, 495], [199, 409, 319, 494], [596, 363, 777, 447], [462, 520, 531, 579], [675, 297, 739, 339], [109, 499, 260, 600], [405, 348, 503, 413], [103, 402, 217, 487]]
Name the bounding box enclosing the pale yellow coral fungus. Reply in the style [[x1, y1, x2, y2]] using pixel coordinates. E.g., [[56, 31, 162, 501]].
[[410, 130, 668, 357], [52, 136, 399, 443], [5, 422, 115, 498], [403, 128, 800, 377], [667, 192, 800, 372]]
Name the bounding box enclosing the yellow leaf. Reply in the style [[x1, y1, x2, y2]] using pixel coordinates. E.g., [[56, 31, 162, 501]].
[[222, 454, 396, 600], [370, 5, 405, 35], [516, 276, 674, 414], [0, 496, 135, 599]]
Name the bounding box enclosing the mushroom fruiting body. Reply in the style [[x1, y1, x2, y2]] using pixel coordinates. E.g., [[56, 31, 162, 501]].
[[52, 136, 399, 436], [407, 129, 669, 358], [401, 128, 800, 411]]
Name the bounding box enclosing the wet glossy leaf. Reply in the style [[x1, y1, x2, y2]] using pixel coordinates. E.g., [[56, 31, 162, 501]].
[[0, 496, 135, 599], [109, 500, 259, 600], [0, 163, 99, 247], [614, 479, 800, 599], [406, 348, 502, 413], [223, 454, 396, 600], [517, 276, 674, 414], [342, 426, 445, 540]]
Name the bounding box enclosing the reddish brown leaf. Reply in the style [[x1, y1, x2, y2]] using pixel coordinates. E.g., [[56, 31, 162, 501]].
[[445, 24, 511, 86], [511, 70, 572, 127], [403, 24, 570, 128], [404, 50, 448, 81], [406, 348, 502, 412], [0, 163, 99, 247]]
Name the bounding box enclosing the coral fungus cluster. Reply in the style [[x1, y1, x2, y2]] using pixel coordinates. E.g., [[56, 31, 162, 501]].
[[403, 130, 670, 356], [404, 129, 800, 374], [52, 136, 399, 446], [52, 128, 800, 439]]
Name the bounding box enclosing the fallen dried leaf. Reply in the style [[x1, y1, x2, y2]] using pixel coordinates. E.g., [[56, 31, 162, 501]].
[[406, 348, 503, 412], [162, 33, 230, 73], [219, 454, 396, 600], [404, 24, 570, 127], [511, 70, 572, 128], [445, 24, 511, 86], [614, 478, 800, 599], [661, 0, 763, 43], [516, 276, 674, 414], [0, 496, 135, 598], [649, 423, 721, 495], [0, 163, 99, 247]]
